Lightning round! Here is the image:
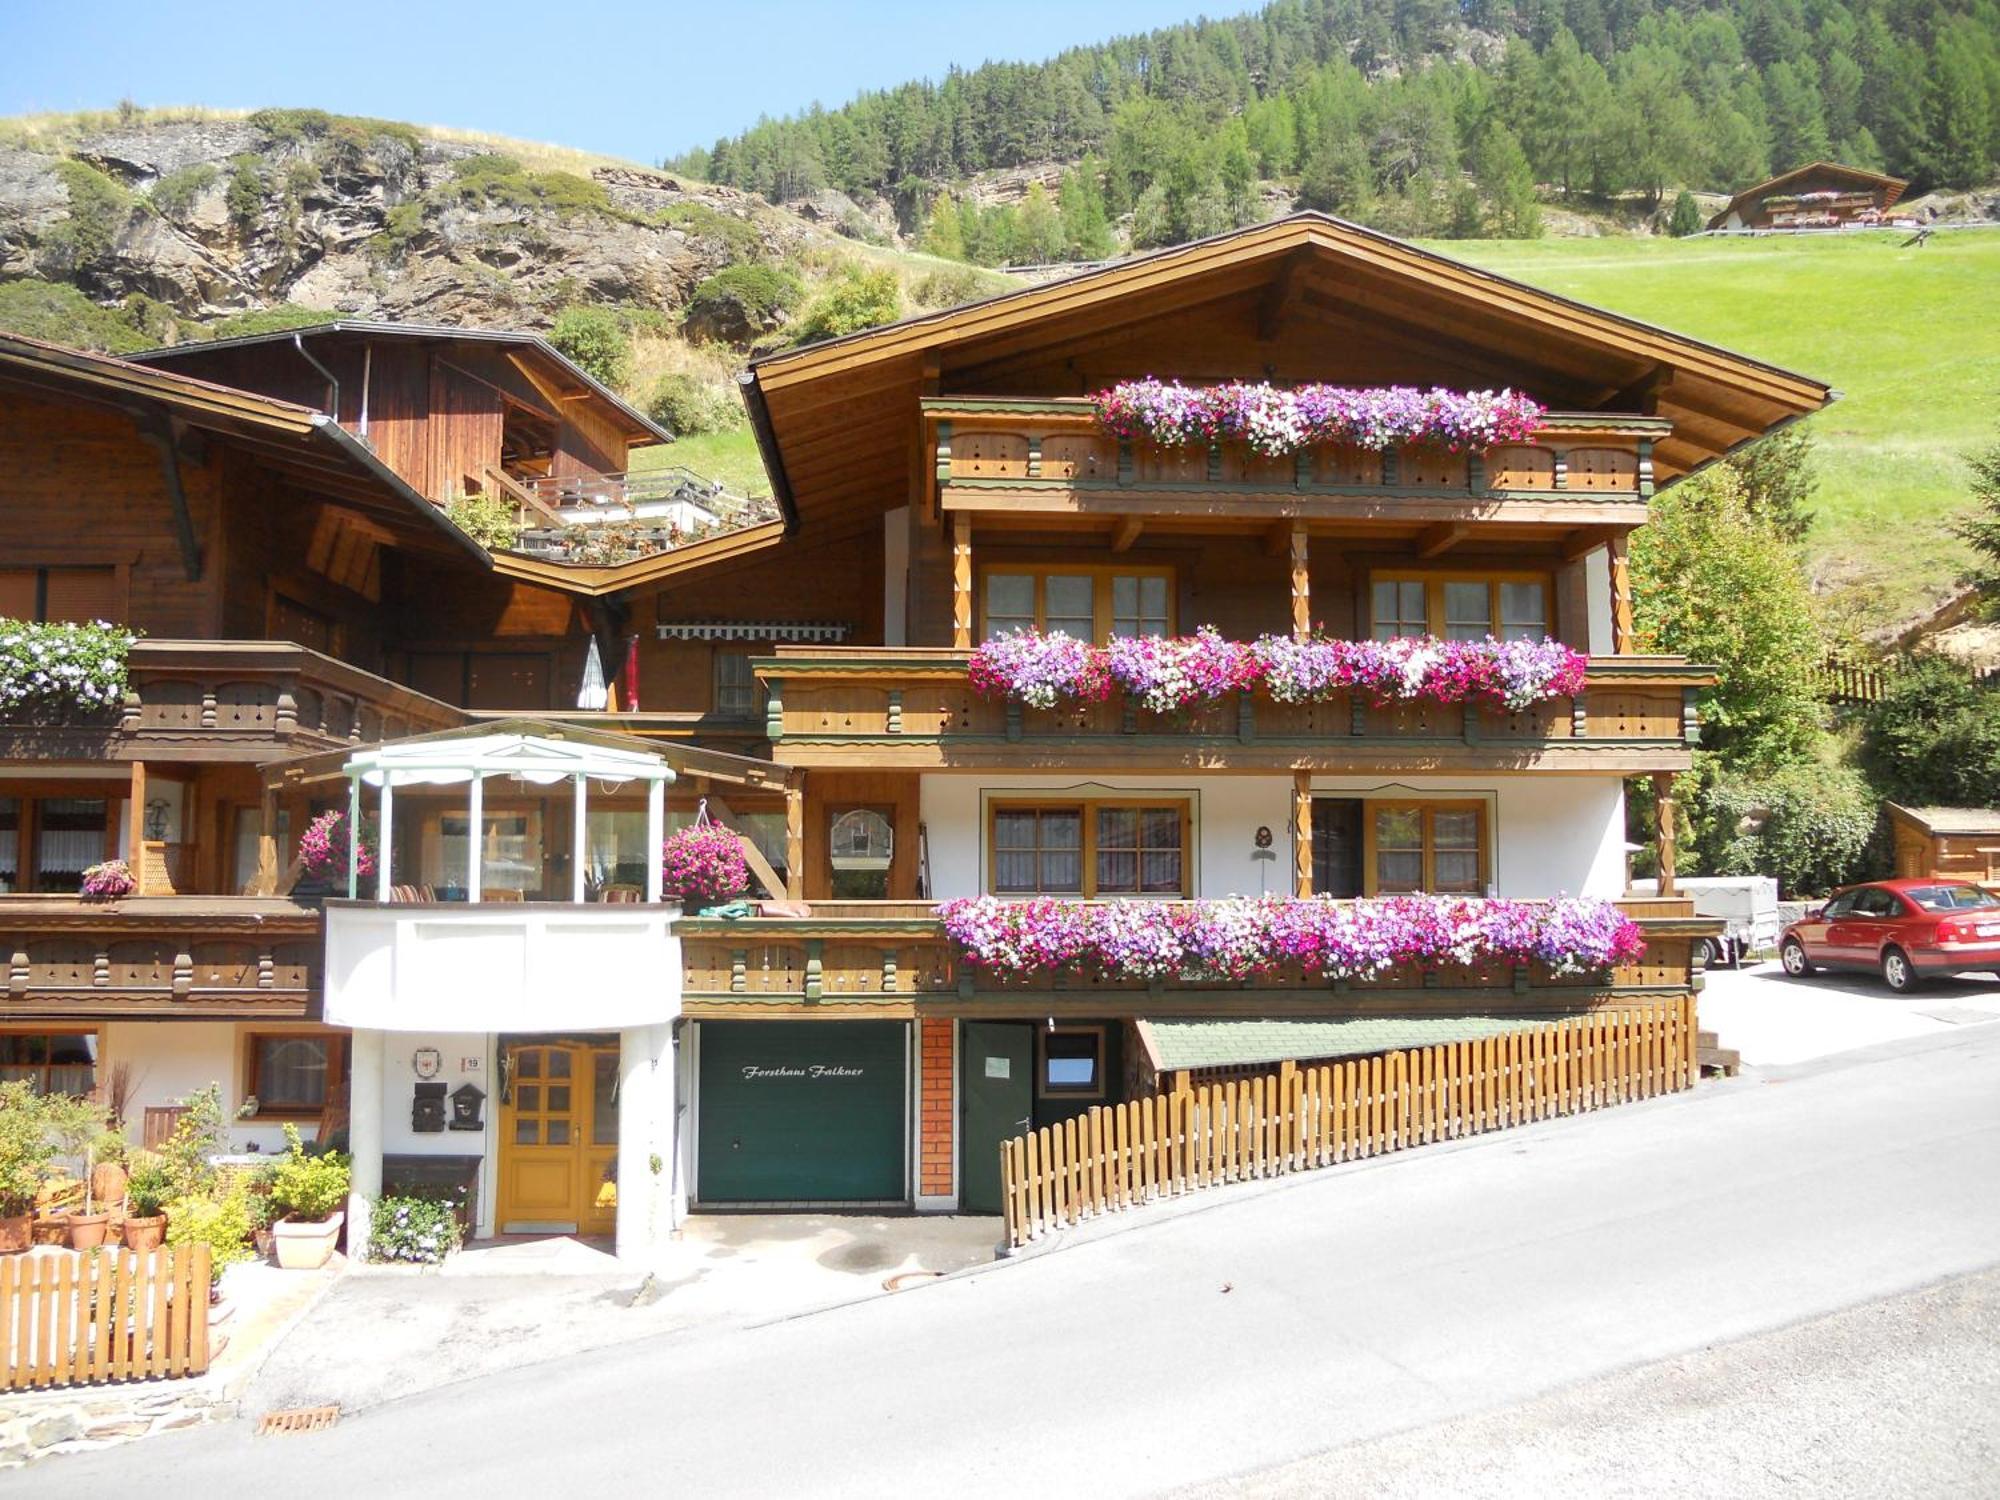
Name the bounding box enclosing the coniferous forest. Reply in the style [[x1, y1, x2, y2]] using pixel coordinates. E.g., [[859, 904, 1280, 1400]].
[[670, 0, 2000, 257]]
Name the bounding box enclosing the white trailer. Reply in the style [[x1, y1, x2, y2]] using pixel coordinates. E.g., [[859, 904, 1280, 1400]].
[[1630, 875, 1781, 967]]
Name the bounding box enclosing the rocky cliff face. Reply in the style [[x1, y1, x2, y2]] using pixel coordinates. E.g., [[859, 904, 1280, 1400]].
[[0, 114, 823, 333]]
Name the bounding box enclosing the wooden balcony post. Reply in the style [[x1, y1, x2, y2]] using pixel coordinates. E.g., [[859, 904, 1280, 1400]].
[[1290, 524, 1311, 641], [951, 513, 974, 650], [1293, 769, 1314, 899], [127, 760, 147, 894], [1653, 771, 1678, 897], [251, 782, 279, 896], [785, 785, 805, 901], [1608, 534, 1635, 655]]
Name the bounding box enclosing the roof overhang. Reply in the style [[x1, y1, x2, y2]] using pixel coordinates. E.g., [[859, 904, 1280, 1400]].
[[744, 212, 1834, 539], [0, 331, 490, 566], [131, 320, 672, 447]]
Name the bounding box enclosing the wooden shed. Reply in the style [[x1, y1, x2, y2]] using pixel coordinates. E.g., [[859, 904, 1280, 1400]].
[[1885, 804, 2000, 887]]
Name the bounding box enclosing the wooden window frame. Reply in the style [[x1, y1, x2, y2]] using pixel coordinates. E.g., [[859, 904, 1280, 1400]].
[[713, 649, 763, 721], [1360, 799, 1490, 896], [1038, 1025, 1109, 1101], [977, 564, 1176, 643], [986, 796, 1193, 898], [0, 1027, 100, 1097], [1367, 569, 1555, 641], [242, 1029, 348, 1120]]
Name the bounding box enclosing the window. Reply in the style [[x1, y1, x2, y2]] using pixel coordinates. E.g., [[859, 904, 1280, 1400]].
[[1371, 574, 1553, 642], [1851, 887, 1903, 918], [34, 797, 108, 894], [245, 1033, 346, 1116], [980, 568, 1174, 642], [1040, 1027, 1106, 1099], [0, 798, 17, 892], [0, 565, 123, 625], [990, 800, 1189, 897], [714, 651, 762, 719], [1365, 802, 1488, 896], [0, 1032, 97, 1095]]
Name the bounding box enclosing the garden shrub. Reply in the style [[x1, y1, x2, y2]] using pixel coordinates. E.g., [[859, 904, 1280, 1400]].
[[166, 1192, 254, 1289], [369, 1195, 465, 1264], [645, 373, 743, 437], [446, 492, 524, 551], [157, 1084, 227, 1201], [1701, 762, 1879, 896], [548, 305, 631, 388], [1859, 653, 2000, 806]]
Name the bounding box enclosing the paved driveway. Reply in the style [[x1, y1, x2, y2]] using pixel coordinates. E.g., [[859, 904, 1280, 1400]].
[[1700, 958, 2000, 1065]]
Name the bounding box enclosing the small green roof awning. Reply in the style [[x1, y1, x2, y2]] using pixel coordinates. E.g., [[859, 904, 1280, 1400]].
[[1147, 1016, 1545, 1072]]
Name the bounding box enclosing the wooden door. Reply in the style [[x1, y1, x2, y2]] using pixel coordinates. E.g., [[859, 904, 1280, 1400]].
[[498, 1042, 619, 1234]]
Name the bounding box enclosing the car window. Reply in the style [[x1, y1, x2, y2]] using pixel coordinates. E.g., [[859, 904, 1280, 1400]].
[[1904, 884, 2000, 912], [1820, 890, 1860, 919], [1853, 888, 1901, 918]]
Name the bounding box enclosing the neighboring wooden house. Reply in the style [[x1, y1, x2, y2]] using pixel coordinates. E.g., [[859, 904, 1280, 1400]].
[[1885, 803, 2000, 886], [1706, 163, 1910, 232], [0, 214, 1834, 1249]]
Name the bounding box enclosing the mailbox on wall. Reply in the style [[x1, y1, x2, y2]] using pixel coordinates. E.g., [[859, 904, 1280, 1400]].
[[411, 1082, 447, 1133], [449, 1083, 486, 1132]]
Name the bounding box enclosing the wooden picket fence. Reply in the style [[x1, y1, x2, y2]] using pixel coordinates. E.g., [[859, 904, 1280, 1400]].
[[1, 1245, 212, 1391], [1000, 998, 1696, 1249]]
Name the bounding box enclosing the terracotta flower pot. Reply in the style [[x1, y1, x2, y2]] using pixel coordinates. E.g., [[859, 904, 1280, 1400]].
[[252, 1227, 275, 1260], [0, 1213, 29, 1254], [67, 1211, 112, 1250], [272, 1211, 344, 1270], [122, 1214, 166, 1253], [92, 1162, 128, 1206]]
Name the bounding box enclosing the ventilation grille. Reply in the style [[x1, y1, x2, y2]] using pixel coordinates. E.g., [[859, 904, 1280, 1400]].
[[258, 1404, 341, 1435]]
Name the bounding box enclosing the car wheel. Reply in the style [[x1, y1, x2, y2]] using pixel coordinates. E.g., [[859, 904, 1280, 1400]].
[[1780, 937, 1814, 977], [1700, 937, 1727, 968], [1881, 946, 1921, 993]]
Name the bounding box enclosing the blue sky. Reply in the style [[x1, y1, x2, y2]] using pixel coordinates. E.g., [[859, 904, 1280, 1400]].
[[1, 1, 1211, 163]]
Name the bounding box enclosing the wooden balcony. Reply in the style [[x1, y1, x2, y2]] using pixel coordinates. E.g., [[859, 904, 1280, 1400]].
[[753, 650, 1707, 773], [0, 897, 322, 1019], [926, 399, 1666, 529], [675, 900, 1709, 1021], [0, 640, 466, 762]]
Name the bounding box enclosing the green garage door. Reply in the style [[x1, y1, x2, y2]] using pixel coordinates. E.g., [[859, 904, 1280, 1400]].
[[697, 1022, 907, 1202]]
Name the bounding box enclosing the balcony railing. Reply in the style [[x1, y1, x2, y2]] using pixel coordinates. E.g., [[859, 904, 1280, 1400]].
[[505, 467, 783, 566], [925, 399, 1665, 521], [0, 640, 466, 761], [675, 899, 1709, 1018], [0, 897, 322, 1018], [752, 650, 1707, 772], [323, 899, 682, 1032]]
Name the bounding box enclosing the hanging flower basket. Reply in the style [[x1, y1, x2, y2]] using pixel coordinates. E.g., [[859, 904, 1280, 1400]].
[[660, 822, 748, 909], [79, 859, 136, 899], [298, 809, 378, 883]]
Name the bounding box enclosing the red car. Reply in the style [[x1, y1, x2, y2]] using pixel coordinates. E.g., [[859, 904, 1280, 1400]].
[[1780, 879, 2000, 992]]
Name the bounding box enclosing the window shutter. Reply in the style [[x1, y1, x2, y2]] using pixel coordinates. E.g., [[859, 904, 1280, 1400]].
[[41, 567, 123, 625], [0, 570, 38, 621]]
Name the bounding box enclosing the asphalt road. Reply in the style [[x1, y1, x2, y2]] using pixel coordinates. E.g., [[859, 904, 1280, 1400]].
[[22, 1025, 2000, 1498]]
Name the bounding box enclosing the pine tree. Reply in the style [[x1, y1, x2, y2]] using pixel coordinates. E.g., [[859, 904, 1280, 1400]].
[[1474, 123, 1542, 237], [920, 194, 966, 261], [1668, 188, 1704, 236], [1014, 182, 1064, 265], [1955, 416, 2000, 609]]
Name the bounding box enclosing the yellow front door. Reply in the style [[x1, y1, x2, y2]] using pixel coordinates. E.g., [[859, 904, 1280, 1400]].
[[498, 1042, 620, 1235]]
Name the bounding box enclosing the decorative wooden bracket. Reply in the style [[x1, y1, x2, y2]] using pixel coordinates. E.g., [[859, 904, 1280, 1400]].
[[133, 405, 203, 581]]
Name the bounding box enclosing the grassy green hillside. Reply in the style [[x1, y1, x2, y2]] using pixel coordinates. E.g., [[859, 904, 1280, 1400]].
[[1435, 230, 2000, 635]]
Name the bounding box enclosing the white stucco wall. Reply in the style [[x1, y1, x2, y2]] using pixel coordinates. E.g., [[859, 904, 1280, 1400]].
[[1585, 547, 1613, 657], [919, 773, 1628, 901], [98, 1020, 294, 1154]]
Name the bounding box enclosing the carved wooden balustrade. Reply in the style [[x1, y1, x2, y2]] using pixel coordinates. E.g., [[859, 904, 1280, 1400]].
[[925, 399, 1665, 524], [752, 651, 1708, 773], [676, 900, 1711, 1021], [0, 641, 466, 760], [0, 898, 323, 1019]]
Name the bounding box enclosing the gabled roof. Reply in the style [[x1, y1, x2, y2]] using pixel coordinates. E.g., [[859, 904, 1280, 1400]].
[[0, 330, 488, 564], [743, 212, 1834, 540], [1708, 162, 1909, 228], [130, 320, 672, 446]]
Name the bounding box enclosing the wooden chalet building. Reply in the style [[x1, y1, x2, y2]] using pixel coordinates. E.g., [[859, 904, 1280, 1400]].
[[0, 214, 1832, 1246], [1706, 162, 1911, 232]]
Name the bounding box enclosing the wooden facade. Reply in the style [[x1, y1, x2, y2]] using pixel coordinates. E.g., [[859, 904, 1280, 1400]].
[[1886, 804, 2000, 887], [1706, 162, 1910, 232]]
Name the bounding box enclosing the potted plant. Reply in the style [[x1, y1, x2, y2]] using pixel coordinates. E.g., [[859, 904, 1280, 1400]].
[[122, 1153, 172, 1252], [659, 821, 748, 912], [165, 1190, 253, 1301], [41, 1093, 120, 1248], [295, 809, 376, 901], [79, 857, 136, 899], [243, 1161, 279, 1258], [0, 1081, 55, 1252], [268, 1124, 350, 1270]]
